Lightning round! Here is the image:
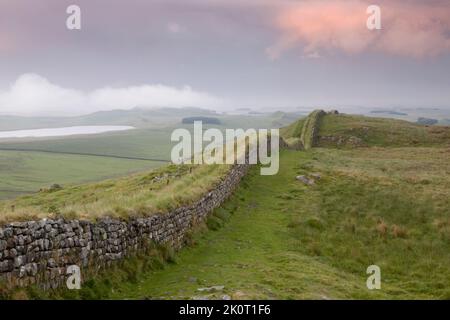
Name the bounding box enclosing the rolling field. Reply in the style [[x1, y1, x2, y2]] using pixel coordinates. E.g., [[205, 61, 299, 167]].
[[0, 161, 230, 224], [0, 109, 298, 200], [0, 150, 163, 200], [318, 114, 450, 147], [0, 128, 174, 160]]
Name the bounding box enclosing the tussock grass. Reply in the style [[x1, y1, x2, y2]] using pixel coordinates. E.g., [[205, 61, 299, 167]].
[[7, 146, 449, 299], [97, 148, 450, 299], [280, 118, 305, 140], [319, 114, 450, 147], [287, 147, 450, 298], [0, 163, 231, 224], [282, 112, 450, 149], [280, 118, 305, 150]]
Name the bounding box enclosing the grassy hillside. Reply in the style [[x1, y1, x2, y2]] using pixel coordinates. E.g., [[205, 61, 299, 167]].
[[0, 150, 163, 200], [0, 163, 230, 224], [279, 118, 305, 148], [109, 150, 391, 300], [282, 112, 450, 148], [106, 146, 449, 299], [0, 109, 300, 199], [0, 128, 173, 160], [318, 114, 450, 147], [99, 113, 449, 300], [33, 147, 450, 300], [0, 127, 175, 200], [363, 108, 450, 125], [4, 111, 450, 299]]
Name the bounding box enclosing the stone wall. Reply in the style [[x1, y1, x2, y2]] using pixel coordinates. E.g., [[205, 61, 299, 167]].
[[300, 109, 326, 150], [0, 164, 249, 290]]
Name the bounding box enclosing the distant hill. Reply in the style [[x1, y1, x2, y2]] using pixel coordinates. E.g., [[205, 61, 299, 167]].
[[417, 117, 438, 126], [181, 116, 222, 125], [282, 111, 450, 148], [370, 110, 408, 116], [0, 108, 305, 132], [0, 107, 218, 131]]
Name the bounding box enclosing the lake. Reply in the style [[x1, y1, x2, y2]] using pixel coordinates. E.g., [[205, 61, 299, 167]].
[[0, 126, 135, 138]]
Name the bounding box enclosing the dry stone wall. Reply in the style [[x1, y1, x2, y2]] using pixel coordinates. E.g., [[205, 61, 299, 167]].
[[0, 164, 249, 290], [300, 109, 326, 149]]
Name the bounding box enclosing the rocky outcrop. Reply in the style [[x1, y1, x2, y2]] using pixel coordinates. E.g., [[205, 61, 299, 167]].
[[0, 164, 249, 290]]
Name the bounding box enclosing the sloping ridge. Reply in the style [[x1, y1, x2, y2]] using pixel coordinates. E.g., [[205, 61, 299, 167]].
[[300, 109, 326, 150]]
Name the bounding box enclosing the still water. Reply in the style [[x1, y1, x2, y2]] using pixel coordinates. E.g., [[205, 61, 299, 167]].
[[0, 126, 135, 138]]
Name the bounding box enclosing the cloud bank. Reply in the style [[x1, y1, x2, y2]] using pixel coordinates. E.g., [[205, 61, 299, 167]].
[[0, 74, 221, 116], [267, 0, 450, 59]]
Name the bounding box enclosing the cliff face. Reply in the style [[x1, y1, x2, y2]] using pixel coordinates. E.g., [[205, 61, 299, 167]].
[[0, 164, 249, 290]]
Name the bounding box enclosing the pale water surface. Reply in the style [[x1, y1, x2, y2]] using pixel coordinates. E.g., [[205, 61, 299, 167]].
[[0, 126, 135, 138]]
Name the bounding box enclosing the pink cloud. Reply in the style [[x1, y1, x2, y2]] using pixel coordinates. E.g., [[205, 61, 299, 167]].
[[267, 0, 450, 59]]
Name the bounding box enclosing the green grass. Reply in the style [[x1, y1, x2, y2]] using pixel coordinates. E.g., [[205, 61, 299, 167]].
[[319, 114, 450, 147], [0, 110, 297, 219], [0, 112, 298, 200], [290, 148, 450, 298], [0, 128, 175, 160], [0, 112, 299, 160], [0, 150, 162, 200], [20, 150, 382, 300], [281, 112, 450, 149], [45, 146, 448, 300], [0, 162, 231, 223], [280, 118, 305, 148], [0, 127, 175, 200], [3, 112, 450, 299]]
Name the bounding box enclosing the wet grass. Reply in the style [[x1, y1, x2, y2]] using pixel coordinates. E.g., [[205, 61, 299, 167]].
[[318, 114, 450, 147], [0, 163, 231, 224], [85, 147, 450, 300]]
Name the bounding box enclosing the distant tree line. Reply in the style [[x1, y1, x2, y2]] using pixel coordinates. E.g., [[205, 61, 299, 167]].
[[417, 117, 438, 126]]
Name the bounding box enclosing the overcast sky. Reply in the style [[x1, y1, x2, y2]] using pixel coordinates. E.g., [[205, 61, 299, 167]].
[[0, 0, 450, 116]]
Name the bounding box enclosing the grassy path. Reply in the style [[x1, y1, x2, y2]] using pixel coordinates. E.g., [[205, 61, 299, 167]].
[[23, 147, 448, 300], [110, 150, 387, 299]]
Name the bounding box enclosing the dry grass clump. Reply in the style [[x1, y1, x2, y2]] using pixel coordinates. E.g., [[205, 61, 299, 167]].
[[391, 224, 408, 238], [376, 220, 408, 238], [376, 220, 388, 237], [0, 163, 231, 224]]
